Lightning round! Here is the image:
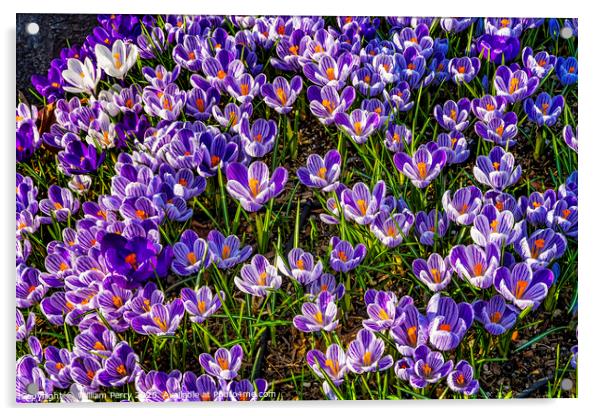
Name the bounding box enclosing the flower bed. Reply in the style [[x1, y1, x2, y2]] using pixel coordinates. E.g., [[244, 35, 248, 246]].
[[16, 15, 578, 402]]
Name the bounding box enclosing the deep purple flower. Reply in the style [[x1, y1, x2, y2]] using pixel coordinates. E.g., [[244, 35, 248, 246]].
[[196, 132, 239, 177], [16, 121, 39, 163], [239, 116, 277, 158], [172, 230, 211, 276], [390, 305, 429, 356], [119, 196, 162, 224], [307, 85, 355, 125], [277, 247, 323, 285], [448, 57, 480, 84], [546, 199, 578, 238], [436, 131, 469, 164], [351, 67, 385, 97], [475, 35, 521, 65], [16, 355, 53, 403], [434, 98, 471, 131], [426, 294, 474, 351], [450, 243, 500, 289], [135, 370, 184, 402], [514, 228, 567, 268], [96, 341, 140, 387], [181, 286, 223, 324], [293, 291, 339, 333], [471, 94, 508, 122], [329, 236, 367, 273], [392, 24, 434, 58], [39, 185, 80, 222], [494, 262, 554, 310], [383, 81, 414, 112], [475, 111, 519, 147], [303, 52, 358, 90], [199, 344, 243, 381], [227, 379, 268, 401], [519, 190, 558, 226], [16, 267, 47, 308], [522, 47, 557, 79], [473, 295, 517, 335], [73, 323, 117, 358], [297, 149, 341, 191], [494, 66, 539, 103], [563, 125, 578, 153], [443, 186, 483, 225], [130, 299, 185, 336], [473, 146, 521, 191], [447, 360, 479, 395], [307, 273, 345, 302], [412, 253, 452, 292], [334, 109, 380, 144], [346, 329, 393, 374], [414, 209, 449, 246], [225, 161, 288, 212], [556, 57, 578, 86], [395, 344, 453, 388], [44, 345, 73, 388], [340, 180, 386, 225], [394, 142, 447, 188], [234, 254, 281, 297], [207, 229, 252, 269], [440, 18, 475, 33], [370, 211, 415, 248], [16, 309, 36, 341], [306, 343, 348, 385], [524, 92, 564, 126], [261, 75, 303, 114], [185, 86, 220, 121]]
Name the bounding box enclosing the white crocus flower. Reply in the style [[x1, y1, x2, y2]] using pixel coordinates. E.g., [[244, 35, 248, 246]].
[[95, 39, 139, 79], [62, 57, 101, 95]]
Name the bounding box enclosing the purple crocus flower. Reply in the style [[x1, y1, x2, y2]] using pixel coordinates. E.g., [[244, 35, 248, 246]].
[[307, 273, 345, 302], [414, 209, 449, 246], [351, 67, 385, 97], [443, 186, 483, 225], [39, 185, 80, 222], [16, 309, 36, 341], [225, 161, 288, 212], [16, 355, 53, 403], [185, 87, 220, 121], [297, 149, 341, 191], [546, 199, 578, 238], [471, 204, 524, 248], [394, 142, 447, 188], [199, 344, 243, 381], [227, 379, 268, 401], [471, 94, 507, 122], [303, 52, 358, 90], [384, 123, 412, 152], [556, 57, 578, 86], [234, 254, 282, 297], [494, 262, 554, 310], [346, 329, 393, 374], [130, 299, 185, 336], [293, 291, 339, 333], [392, 23, 434, 58], [522, 47, 557, 79], [390, 305, 429, 356], [58, 139, 106, 175], [135, 370, 184, 402], [519, 190, 558, 226], [142, 64, 181, 89], [401, 344, 453, 388], [142, 84, 185, 121], [16, 267, 47, 308], [450, 243, 500, 289], [473, 295, 517, 335], [494, 66, 539, 103], [207, 229, 252, 269], [212, 102, 253, 134], [261, 75, 303, 114], [306, 343, 348, 385], [514, 228, 567, 268], [412, 253, 452, 292], [44, 346, 73, 389], [476, 35, 520, 65], [181, 286, 223, 324], [96, 341, 140, 387], [475, 111, 519, 147], [334, 109, 380, 144], [426, 294, 474, 351], [383, 81, 414, 112], [436, 131, 469, 164], [433, 98, 471, 131], [440, 18, 475, 33], [363, 290, 409, 331], [340, 180, 386, 225], [447, 360, 479, 395], [448, 57, 480, 84], [307, 85, 355, 125], [224, 73, 266, 103], [73, 323, 117, 358], [172, 229, 211, 276], [277, 247, 323, 285], [370, 211, 415, 248], [563, 125, 578, 153], [239, 116, 277, 158], [329, 236, 367, 273], [473, 146, 522, 191], [524, 92, 564, 126]]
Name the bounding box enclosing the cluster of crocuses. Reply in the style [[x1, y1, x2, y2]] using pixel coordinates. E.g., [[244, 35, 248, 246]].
[[17, 15, 577, 401]]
